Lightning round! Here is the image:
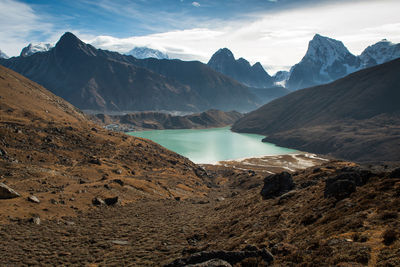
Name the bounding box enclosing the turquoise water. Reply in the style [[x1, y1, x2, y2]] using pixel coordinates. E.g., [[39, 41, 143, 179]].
[[127, 127, 296, 164]]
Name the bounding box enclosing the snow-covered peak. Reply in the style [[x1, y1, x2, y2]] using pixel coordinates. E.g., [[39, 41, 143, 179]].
[[360, 39, 400, 68], [126, 46, 169, 59], [0, 49, 9, 59], [273, 70, 290, 87], [305, 34, 352, 65], [20, 43, 53, 57]]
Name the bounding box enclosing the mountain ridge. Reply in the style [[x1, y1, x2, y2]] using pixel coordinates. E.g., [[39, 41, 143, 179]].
[[0, 32, 260, 112], [207, 48, 274, 88], [232, 58, 400, 162]]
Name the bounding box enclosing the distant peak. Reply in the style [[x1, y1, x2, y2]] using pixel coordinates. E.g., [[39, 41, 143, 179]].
[[214, 48, 234, 59], [237, 57, 250, 65], [55, 32, 97, 57], [56, 32, 83, 47], [311, 33, 335, 43], [20, 42, 53, 57]]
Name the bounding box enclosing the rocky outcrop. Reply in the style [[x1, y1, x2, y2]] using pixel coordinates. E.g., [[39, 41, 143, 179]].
[[0, 183, 21, 199], [165, 248, 273, 267], [324, 168, 373, 200], [260, 172, 294, 199]]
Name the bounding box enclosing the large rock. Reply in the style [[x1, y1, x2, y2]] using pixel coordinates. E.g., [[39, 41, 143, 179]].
[[0, 183, 21, 199], [324, 179, 356, 200], [260, 172, 295, 199], [165, 248, 273, 267], [324, 168, 373, 200], [186, 259, 232, 267]]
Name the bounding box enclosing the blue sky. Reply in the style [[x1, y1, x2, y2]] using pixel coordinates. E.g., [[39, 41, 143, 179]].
[[1, 0, 400, 73]]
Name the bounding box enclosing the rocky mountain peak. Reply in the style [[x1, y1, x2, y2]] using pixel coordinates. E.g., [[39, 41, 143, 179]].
[[207, 48, 273, 88], [305, 34, 352, 63], [20, 43, 53, 57], [286, 34, 360, 90], [360, 38, 400, 68], [55, 32, 97, 57], [212, 48, 235, 60]]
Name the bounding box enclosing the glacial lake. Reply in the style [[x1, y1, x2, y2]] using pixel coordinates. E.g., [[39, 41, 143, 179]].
[[127, 127, 297, 164]]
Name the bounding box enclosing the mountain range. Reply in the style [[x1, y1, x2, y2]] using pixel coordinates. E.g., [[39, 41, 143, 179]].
[[286, 34, 400, 90], [91, 109, 243, 130], [0, 32, 260, 112], [126, 46, 169, 59], [232, 58, 400, 162], [207, 48, 290, 103], [207, 48, 274, 88]]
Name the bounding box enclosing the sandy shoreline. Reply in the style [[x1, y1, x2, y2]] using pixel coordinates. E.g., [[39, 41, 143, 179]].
[[212, 152, 330, 174]]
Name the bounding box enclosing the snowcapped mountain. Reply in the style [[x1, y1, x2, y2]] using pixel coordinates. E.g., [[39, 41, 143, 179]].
[[20, 43, 53, 57], [286, 34, 361, 90], [207, 48, 274, 88], [0, 49, 9, 59], [126, 47, 169, 59], [360, 39, 400, 68], [273, 70, 290, 87]]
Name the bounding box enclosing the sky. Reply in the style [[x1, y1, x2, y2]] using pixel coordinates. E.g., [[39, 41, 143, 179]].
[[1, 0, 400, 74]]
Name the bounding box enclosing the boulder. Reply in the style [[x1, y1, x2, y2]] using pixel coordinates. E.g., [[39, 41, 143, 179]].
[[186, 259, 232, 267], [164, 248, 273, 267], [92, 197, 105, 206], [27, 195, 40, 203], [324, 179, 356, 200], [260, 172, 295, 199], [389, 168, 400, 178], [29, 216, 41, 225], [0, 183, 21, 199], [104, 196, 119, 206]]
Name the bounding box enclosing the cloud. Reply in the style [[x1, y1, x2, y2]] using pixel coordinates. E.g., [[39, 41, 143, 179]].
[[86, 0, 400, 75], [0, 0, 55, 56], [192, 2, 201, 7]]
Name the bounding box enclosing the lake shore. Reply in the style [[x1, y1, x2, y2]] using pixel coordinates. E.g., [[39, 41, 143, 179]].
[[214, 152, 330, 174]]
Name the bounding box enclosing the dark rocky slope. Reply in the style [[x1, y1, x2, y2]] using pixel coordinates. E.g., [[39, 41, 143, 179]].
[[91, 109, 243, 130], [0, 33, 259, 112], [232, 58, 400, 162]]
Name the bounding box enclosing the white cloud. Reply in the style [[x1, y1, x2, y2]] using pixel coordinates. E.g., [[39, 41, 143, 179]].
[[192, 2, 201, 7], [0, 0, 55, 56]]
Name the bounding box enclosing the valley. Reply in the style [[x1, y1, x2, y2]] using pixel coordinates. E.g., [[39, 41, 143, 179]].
[[1, 2, 400, 265]]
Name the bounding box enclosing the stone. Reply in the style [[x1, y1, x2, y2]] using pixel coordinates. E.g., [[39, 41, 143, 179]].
[[0, 183, 21, 199], [324, 179, 356, 200], [114, 169, 123, 174], [104, 196, 119, 206], [112, 179, 124, 186], [92, 197, 105, 206], [29, 216, 41, 225], [111, 240, 129, 245], [186, 259, 232, 267], [260, 172, 295, 199], [89, 158, 101, 165], [164, 248, 273, 267], [389, 168, 400, 178], [27, 195, 40, 203]]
